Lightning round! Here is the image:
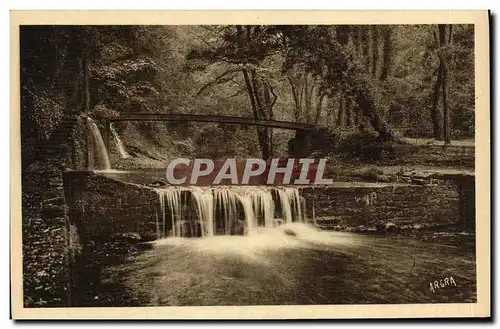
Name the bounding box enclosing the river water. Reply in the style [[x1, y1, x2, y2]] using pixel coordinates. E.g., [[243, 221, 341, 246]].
[[78, 223, 476, 306]]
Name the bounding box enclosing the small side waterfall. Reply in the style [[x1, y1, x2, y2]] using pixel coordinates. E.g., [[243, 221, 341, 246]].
[[155, 186, 305, 238], [110, 124, 130, 158], [87, 118, 111, 170]]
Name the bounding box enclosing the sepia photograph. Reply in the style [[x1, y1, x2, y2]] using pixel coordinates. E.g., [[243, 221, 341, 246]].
[[10, 10, 490, 319]]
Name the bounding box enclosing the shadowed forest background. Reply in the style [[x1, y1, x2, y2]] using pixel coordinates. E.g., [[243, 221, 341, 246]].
[[21, 24, 474, 168], [20, 25, 475, 308]]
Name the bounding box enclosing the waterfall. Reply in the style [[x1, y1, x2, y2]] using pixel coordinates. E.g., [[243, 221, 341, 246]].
[[275, 187, 304, 224], [110, 124, 130, 158], [213, 188, 246, 235], [247, 187, 275, 229], [87, 118, 111, 170], [191, 187, 214, 237], [155, 188, 183, 237], [155, 186, 305, 239]]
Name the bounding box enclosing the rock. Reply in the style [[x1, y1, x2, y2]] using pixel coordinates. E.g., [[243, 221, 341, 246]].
[[231, 220, 245, 236], [48, 180, 63, 187], [385, 222, 399, 233], [284, 228, 297, 237], [377, 174, 394, 182], [411, 178, 429, 185], [273, 218, 285, 227], [111, 232, 142, 241], [150, 180, 167, 187], [42, 191, 61, 200], [356, 225, 367, 232], [42, 197, 64, 206], [175, 220, 203, 237]]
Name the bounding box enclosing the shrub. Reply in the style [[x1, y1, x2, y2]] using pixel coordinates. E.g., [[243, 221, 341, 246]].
[[336, 130, 393, 162], [87, 104, 120, 121]]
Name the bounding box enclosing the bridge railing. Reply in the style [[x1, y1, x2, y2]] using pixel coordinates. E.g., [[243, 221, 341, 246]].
[[103, 113, 316, 151]]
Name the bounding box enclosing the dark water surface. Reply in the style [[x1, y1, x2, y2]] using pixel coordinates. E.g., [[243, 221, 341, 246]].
[[78, 224, 476, 306]]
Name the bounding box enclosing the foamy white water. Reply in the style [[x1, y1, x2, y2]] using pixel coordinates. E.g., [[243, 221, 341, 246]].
[[152, 222, 361, 260], [154, 186, 306, 238], [87, 118, 111, 170], [110, 124, 131, 158]]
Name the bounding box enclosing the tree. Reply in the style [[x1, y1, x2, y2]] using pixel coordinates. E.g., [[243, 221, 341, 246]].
[[430, 24, 452, 143], [379, 26, 393, 81], [286, 69, 327, 126], [188, 25, 283, 159], [278, 25, 392, 140]]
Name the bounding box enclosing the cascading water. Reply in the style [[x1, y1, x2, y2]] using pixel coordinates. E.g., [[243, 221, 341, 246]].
[[213, 188, 247, 235], [110, 124, 130, 159], [87, 118, 111, 170], [275, 187, 303, 224], [155, 188, 183, 238], [247, 187, 275, 229], [155, 186, 305, 238], [191, 187, 214, 237]]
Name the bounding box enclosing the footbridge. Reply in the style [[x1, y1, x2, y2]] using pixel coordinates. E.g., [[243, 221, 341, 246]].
[[103, 113, 316, 153]]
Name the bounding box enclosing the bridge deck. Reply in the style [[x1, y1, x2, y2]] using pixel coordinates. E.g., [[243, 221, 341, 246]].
[[108, 113, 315, 131]]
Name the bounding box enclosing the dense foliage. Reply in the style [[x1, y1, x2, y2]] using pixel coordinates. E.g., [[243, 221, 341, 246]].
[[20, 24, 475, 164]]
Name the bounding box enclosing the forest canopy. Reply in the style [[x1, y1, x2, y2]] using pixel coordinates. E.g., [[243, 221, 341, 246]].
[[20, 24, 475, 164]]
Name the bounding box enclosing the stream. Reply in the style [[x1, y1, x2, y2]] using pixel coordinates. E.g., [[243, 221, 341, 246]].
[[74, 223, 476, 306]]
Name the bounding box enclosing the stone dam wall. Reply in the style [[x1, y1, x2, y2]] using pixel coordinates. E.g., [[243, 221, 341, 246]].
[[63, 171, 475, 243], [63, 171, 159, 244], [301, 183, 460, 231]]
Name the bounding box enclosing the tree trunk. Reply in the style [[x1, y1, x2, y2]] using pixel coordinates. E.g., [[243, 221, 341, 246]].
[[346, 99, 352, 126], [430, 63, 444, 140], [367, 27, 373, 73], [250, 70, 271, 159], [379, 26, 392, 81], [304, 75, 311, 120], [439, 24, 451, 145], [83, 55, 90, 112], [335, 26, 350, 46], [314, 93, 327, 126], [336, 26, 392, 139], [359, 27, 370, 72], [352, 26, 361, 57], [235, 25, 270, 159], [442, 61, 450, 145], [353, 106, 360, 126], [263, 83, 276, 157], [371, 26, 379, 77], [337, 93, 345, 126], [288, 75, 302, 122], [346, 81, 392, 140]]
